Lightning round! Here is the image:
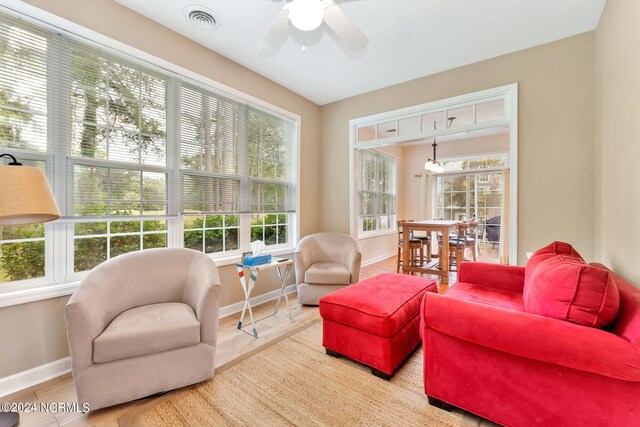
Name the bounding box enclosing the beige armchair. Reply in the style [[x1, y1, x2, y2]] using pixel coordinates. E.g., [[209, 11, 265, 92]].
[[295, 232, 362, 305], [65, 248, 221, 410]]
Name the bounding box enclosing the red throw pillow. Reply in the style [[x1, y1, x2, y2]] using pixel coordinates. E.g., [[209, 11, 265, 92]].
[[523, 242, 620, 328]]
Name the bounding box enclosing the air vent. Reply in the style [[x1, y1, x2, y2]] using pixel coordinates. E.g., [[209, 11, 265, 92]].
[[184, 5, 219, 31]]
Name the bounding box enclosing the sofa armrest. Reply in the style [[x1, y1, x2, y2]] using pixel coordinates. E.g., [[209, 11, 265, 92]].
[[183, 255, 222, 347], [422, 293, 640, 382], [458, 262, 525, 293]]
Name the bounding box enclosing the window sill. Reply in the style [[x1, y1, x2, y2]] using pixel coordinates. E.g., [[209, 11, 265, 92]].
[[0, 281, 80, 309], [358, 230, 397, 240], [0, 246, 297, 309]]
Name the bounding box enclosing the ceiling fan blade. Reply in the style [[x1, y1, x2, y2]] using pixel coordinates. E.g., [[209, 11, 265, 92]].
[[323, 3, 368, 50], [260, 5, 290, 50]]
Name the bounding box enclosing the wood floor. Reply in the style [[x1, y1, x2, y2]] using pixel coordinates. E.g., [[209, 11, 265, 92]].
[[2, 255, 456, 427]]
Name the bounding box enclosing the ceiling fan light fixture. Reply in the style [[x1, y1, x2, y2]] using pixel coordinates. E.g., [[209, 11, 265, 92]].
[[288, 0, 324, 32]]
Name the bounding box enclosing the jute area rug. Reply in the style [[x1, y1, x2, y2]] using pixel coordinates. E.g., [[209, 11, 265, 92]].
[[120, 318, 464, 426]]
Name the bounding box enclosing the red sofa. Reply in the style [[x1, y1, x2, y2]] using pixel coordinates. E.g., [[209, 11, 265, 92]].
[[421, 260, 640, 426]]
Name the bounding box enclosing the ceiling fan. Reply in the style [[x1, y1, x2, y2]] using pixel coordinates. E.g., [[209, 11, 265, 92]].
[[260, 0, 369, 51]]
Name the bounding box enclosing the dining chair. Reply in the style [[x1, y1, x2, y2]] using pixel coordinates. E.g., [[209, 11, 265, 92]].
[[397, 220, 424, 274], [437, 222, 469, 271], [407, 219, 431, 261], [465, 221, 479, 261]]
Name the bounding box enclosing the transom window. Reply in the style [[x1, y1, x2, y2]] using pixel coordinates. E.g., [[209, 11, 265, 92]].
[[0, 11, 298, 289]]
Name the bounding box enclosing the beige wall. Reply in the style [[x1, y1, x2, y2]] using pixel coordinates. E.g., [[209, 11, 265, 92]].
[[594, 0, 640, 285], [0, 0, 320, 378], [0, 297, 70, 378], [321, 33, 596, 266]]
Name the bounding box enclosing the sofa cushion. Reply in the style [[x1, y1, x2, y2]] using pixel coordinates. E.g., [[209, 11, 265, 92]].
[[446, 282, 525, 312], [523, 242, 620, 328], [93, 302, 200, 363], [319, 273, 436, 337], [305, 262, 351, 285]]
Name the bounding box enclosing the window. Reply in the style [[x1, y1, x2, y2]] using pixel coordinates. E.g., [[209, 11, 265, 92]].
[[0, 223, 45, 283], [435, 155, 506, 221], [435, 173, 504, 221], [179, 85, 295, 254], [183, 215, 239, 254], [251, 214, 289, 246], [434, 171, 504, 263], [73, 220, 168, 272], [442, 154, 507, 172], [0, 10, 297, 291], [358, 149, 396, 235]]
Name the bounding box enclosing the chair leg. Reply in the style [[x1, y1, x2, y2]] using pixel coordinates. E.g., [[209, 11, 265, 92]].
[[397, 246, 401, 273], [472, 244, 477, 262]]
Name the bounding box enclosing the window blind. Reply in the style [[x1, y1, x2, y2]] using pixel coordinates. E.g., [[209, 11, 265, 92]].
[[180, 84, 239, 214], [0, 14, 49, 153], [247, 108, 295, 213], [0, 9, 296, 222], [63, 41, 170, 219], [179, 85, 295, 214]]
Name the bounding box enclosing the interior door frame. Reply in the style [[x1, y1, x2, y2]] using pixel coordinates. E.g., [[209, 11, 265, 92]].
[[349, 83, 518, 265]]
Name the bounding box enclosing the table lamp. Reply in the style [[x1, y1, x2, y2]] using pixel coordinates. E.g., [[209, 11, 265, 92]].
[[0, 153, 60, 226], [0, 153, 60, 427]]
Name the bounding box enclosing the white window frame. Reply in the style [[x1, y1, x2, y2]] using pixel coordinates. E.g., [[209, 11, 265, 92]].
[[357, 150, 397, 239], [0, 2, 301, 308]]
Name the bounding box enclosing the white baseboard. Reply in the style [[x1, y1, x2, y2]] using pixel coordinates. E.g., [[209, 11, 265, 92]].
[[218, 284, 297, 318], [0, 285, 298, 398], [362, 251, 396, 267], [0, 357, 71, 398]]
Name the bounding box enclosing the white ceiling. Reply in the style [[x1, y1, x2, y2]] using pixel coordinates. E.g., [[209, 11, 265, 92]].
[[114, 0, 606, 105]]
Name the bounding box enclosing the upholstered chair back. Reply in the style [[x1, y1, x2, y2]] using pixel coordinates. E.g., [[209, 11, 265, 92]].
[[295, 232, 362, 285]]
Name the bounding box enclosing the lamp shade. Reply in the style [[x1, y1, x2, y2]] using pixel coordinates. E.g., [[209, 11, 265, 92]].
[[0, 165, 61, 225]]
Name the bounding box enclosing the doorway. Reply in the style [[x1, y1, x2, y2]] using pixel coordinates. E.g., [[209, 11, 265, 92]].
[[349, 84, 518, 265]]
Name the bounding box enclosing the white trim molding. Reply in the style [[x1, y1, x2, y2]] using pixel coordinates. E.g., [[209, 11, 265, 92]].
[[362, 251, 396, 267], [219, 284, 297, 318], [0, 357, 71, 398], [0, 282, 78, 309], [349, 83, 519, 265]]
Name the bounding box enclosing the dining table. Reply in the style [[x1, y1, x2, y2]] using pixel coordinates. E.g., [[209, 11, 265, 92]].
[[400, 220, 460, 284]]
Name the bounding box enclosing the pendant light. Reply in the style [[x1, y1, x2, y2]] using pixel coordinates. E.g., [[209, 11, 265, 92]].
[[424, 139, 444, 173], [424, 116, 456, 174]]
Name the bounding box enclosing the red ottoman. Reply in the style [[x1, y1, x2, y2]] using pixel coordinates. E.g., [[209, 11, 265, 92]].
[[319, 273, 437, 379]]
